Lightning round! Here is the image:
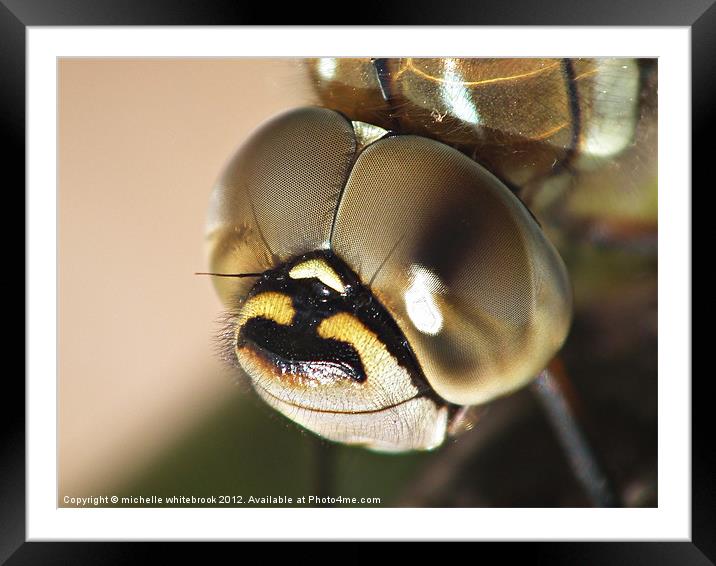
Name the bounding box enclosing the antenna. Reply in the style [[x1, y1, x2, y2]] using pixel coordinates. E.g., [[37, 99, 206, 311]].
[[194, 272, 263, 278]]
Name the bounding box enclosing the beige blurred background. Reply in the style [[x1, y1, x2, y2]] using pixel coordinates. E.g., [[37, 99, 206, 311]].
[[58, 59, 313, 498]]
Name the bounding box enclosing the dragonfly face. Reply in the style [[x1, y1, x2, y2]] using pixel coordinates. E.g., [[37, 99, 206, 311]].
[[205, 58, 656, 454]]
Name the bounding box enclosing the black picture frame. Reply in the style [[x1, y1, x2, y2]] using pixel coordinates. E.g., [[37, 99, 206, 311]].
[[5, 1, 703, 562]]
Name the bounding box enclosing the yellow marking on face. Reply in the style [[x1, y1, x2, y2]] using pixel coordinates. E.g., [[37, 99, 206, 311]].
[[317, 312, 404, 384], [236, 291, 295, 331], [289, 259, 346, 293]]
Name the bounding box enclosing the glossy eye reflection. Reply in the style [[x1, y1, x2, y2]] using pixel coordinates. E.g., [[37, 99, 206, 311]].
[[206, 106, 572, 452], [404, 265, 445, 336]]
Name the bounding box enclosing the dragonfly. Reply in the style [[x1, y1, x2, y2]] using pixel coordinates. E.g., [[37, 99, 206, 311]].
[[202, 58, 657, 507]]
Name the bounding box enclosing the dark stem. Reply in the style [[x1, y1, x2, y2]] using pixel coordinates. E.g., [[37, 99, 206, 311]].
[[312, 437, 334, 507], [531, 366, 620, 507]]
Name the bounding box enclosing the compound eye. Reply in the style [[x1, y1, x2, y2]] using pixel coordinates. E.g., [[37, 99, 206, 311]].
[[330, 135, 572, 406], [205, 107, 357, 306]]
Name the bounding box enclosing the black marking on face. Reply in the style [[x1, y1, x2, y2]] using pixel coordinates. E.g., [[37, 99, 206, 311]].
[[239, 317, 366, 383]]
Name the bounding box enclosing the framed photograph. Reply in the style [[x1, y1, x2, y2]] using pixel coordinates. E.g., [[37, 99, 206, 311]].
[[8, 2, 703, 562]]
